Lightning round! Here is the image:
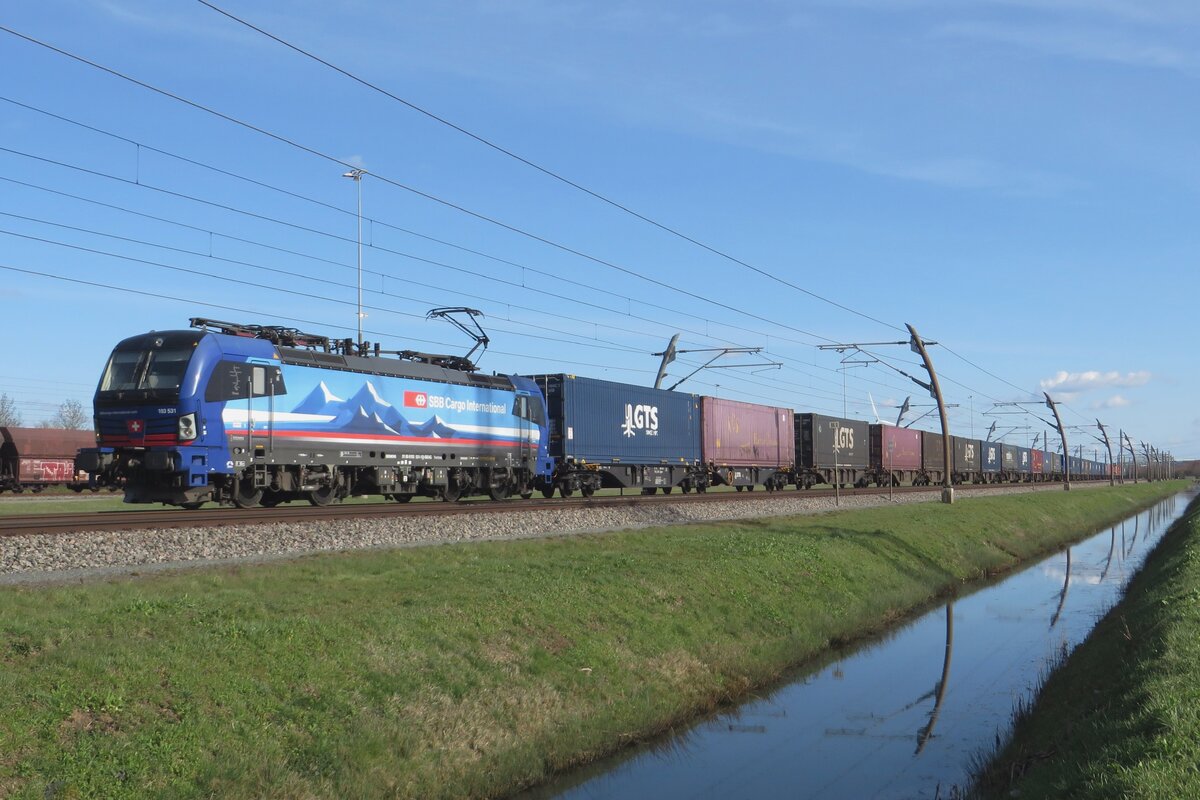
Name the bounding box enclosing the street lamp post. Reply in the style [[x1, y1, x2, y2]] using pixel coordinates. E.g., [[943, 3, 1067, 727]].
[[342, 168, 367, 348]]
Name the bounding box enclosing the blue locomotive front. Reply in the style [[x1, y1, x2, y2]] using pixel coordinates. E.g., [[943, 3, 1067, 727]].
[[78, 320, 553, 507]]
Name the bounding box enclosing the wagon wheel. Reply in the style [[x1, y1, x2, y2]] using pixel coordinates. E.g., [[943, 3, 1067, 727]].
[[391, 493, 414, 503], [441, 483, 462, 503], [580, 483, 595, 498], [697, 484, 707, 494], [559, 485, 574, 498], [735, 485, 744, 492], [541, 486, 556, 499], [520, 489, 534, 500], [662, 486, 672, 495], [681, 484, 692, 494], [641, 487, 657, 495], [232, 479, 263, 509], [489, 482, 511, 501], [307, 486, 336, 507], [180, 501, 204, 510]]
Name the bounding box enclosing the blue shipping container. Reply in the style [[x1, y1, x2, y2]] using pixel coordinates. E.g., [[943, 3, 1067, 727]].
[[980, 441, 1002, 473], [525, 374, 701, 465], [1014, 446, 1032, 474]]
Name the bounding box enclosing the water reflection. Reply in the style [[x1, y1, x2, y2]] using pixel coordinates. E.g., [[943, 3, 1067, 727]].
[[915, 602, 953, 755], [520, 490, 1193, 800]]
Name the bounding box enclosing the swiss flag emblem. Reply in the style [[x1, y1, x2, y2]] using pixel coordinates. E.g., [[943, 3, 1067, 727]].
[[404, 391, 428, 408], [126, 419, 145, 439]]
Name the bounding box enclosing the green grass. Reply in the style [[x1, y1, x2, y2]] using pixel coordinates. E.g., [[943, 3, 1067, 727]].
[[0, 481, 1185, 799], [972, 486, 1200, 799]]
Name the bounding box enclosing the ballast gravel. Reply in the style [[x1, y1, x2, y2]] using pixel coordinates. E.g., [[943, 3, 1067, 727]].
[[0, 484, 1088, 585]]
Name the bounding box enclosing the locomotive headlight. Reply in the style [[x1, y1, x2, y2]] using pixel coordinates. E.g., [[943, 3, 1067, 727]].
[[178, 413, 198, 442]]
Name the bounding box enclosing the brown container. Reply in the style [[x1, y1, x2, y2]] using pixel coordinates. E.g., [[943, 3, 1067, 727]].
[[701, 397, 795, 468]]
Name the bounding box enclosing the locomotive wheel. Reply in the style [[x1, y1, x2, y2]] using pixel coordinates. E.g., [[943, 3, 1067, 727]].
[[541, 486, 556, 499], [442, 483, 462, 503], [307, 486, 336, 507], [489, 483, 511, 501], [232, 481, 264, 509]]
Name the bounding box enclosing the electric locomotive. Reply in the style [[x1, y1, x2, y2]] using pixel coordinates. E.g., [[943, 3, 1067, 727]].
[[78, 318, 553, 508]]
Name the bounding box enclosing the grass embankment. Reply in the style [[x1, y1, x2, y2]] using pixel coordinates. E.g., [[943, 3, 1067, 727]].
[[973, 487, 1200, 799], [0, 481, 1185, 799]]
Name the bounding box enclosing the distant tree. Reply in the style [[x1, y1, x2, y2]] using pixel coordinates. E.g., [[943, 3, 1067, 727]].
[[0, 393, 21, 427], [52, 399, 90, 430]]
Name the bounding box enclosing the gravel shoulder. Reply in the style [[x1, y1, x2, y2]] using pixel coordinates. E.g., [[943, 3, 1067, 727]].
[[0, 483, 1096, 587]]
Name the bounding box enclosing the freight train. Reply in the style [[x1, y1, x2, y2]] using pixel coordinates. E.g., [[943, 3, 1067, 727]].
[[1, 427, 97, 493], [76, 319, 1121, 508]]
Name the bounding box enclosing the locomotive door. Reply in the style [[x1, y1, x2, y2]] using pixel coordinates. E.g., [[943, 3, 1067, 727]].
[[515, 392, 532, 466], [245, 366, 272, 457]]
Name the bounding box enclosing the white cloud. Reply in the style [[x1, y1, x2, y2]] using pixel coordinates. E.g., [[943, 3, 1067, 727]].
[[1091, 395, 1130, 410], [1040, 370, 1151, 392], [935, 21, 1198, 74]]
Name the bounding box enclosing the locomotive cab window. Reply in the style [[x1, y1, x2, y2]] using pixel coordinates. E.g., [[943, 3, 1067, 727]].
[[97, 331, 202, 399], [100, 347, 193, 391]]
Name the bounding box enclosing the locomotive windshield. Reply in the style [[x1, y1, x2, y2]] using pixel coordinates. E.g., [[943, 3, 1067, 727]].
[[96, 332, 202, 401]]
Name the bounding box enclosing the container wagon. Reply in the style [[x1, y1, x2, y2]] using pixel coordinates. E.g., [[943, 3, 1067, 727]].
[[951, 435, 981, 484], [796, 413, 869, 488], [919, 430, 949, 486], [701, 397, 794, 491], [868, 425, 921, 486], [529, 374, 704, 496], [1, 427, 96, 493], [1031, 448, 1045, 482], [979, 441, 1001, 483], [1013, 446, 1033, 482]]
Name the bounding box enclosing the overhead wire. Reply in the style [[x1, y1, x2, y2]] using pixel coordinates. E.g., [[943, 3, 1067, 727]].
[[196, 0, 906, 335], [0, 27, 1082, 426]]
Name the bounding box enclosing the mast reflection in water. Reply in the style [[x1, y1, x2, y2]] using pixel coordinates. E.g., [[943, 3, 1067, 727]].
[[520, 490, 1192, 800]]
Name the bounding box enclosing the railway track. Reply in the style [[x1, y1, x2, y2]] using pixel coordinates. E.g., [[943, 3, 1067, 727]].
[[0, 481, 1083, 538]]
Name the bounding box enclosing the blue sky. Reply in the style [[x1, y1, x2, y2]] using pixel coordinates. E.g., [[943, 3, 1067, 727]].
[[1, 0, 1196, 459]]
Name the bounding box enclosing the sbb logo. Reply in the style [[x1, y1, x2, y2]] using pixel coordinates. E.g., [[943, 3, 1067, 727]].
[[404, 391, 428, 409]]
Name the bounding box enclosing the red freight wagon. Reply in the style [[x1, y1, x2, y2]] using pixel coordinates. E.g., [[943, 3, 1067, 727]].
[[701, 397, 795, 491], [1031, 448, 1045, 479], [0, 427, 95, 493], [868, 425, 922, 486]]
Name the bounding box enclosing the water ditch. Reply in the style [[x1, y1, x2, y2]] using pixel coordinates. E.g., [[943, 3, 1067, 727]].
[[520, 488, 1195, 799]]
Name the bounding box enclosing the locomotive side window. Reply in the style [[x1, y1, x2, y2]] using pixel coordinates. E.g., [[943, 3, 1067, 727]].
[[512, 395, 547, 426]]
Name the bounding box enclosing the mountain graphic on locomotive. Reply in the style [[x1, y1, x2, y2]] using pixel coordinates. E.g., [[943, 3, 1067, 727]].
[[77, 318, 1123, 508]]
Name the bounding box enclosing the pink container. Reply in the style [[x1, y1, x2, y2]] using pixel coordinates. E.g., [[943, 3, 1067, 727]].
[[701, 397, 795, 468], [870, 425, 922, 471]]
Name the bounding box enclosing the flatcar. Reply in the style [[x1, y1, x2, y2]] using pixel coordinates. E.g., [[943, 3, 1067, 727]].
[[796, 413, 869, 488], [703, 397, 794, 492], [78, 319, 552, 508], [526, 374, 705, 497], [0, 427, 95, 493], [867, 424, 921, 486]]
